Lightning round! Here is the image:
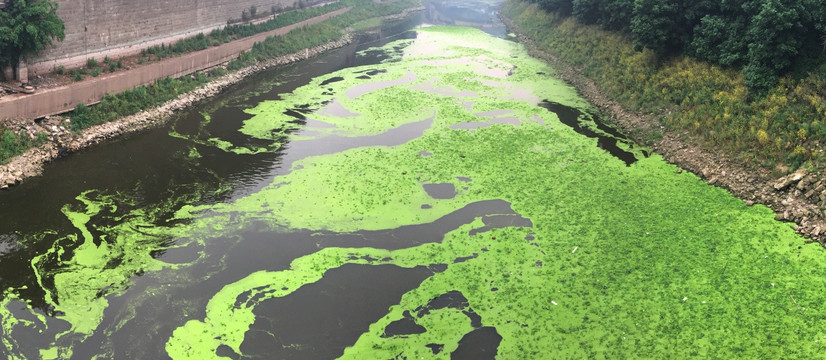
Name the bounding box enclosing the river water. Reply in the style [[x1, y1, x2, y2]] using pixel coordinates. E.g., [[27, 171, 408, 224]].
[[3, 1, 826, 359]]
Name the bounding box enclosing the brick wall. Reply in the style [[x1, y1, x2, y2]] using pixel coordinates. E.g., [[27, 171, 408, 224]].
[[27, 0, 302, 75]]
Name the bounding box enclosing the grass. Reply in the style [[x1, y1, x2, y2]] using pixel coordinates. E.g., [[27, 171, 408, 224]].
[[351, 18, 382, 31], [0, 130, 35, 164], [68, 73, 211, 131], [503, 0, 826, 172]]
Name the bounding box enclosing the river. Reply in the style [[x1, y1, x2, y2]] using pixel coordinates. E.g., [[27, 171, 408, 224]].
[[2, 1, 826, 359]]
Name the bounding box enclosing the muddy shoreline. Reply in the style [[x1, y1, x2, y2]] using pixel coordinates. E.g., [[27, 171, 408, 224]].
[[499, 13, 826, 244]]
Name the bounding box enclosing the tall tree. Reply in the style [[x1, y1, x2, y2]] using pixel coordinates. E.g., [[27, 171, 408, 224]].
[[572, 0, 601, 25], [0, 0, 65, 67], [743, 0, 820, 93], [630, 0, 681, 55], [599, 0, 633, 32]]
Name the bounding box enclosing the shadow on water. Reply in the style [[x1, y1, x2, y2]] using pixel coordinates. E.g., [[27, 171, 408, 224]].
[[539, 100, 644, 166]]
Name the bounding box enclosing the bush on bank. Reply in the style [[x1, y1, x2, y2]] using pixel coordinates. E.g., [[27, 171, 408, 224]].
[[503, 0, 826, 172], [0, 130, 37, 164], [68, 73, 211, 131]]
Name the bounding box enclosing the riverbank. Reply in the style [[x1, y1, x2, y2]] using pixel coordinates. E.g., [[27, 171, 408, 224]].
[[500, 3, 826, 244], [0, 35, 354, 190], [0, 1, 424, 190]]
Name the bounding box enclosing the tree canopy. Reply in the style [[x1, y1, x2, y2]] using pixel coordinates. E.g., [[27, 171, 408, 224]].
[[0, 0, 65, 67], [527, 0, 826, 95]]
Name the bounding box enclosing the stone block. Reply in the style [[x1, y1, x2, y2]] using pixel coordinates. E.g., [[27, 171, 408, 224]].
[[15, 59, 28, 84]]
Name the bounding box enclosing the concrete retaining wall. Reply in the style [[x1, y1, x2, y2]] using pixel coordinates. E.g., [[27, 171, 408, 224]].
[[26, 0, 327, 75], [0, 8, 350, 120]]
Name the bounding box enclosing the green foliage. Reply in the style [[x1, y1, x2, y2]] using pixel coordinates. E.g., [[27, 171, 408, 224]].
[[102, 56, 123, 72], [70, 103, 91, 131], [630, 0, 682, 55], [69, 69, 83, 81], [54, 65, 65, 75], [0, 0, 66, 66], [0, 129, 32, 164], [68, 74, 211, 132], [505, 0, 826, 170], [690, 13, 748, 67], [523, 0, 826, 94], [530, 0, 572, 16]]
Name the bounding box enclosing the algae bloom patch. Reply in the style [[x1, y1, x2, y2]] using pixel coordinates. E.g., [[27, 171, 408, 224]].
[[1, 26, 825, 360]]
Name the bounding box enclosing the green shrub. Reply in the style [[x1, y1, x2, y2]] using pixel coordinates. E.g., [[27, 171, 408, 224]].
[[0, 130, 32, 164], [68, 74, 212, 132], [54, 65, 65, 75], [70, 103, 92, 131], [86, 58, 98, 69]]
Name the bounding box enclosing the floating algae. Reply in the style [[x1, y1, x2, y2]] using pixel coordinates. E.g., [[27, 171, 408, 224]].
[[4, 26, 826, 359]]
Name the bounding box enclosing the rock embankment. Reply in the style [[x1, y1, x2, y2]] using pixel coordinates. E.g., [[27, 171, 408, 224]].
[[500, 14, 826, 245], [0, 34, 353, 190]]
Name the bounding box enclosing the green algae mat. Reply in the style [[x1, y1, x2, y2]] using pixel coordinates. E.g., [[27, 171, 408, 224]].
[[2, 26, 826, 359]]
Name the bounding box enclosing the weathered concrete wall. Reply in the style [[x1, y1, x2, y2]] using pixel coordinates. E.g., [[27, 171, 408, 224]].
[[0, 8, 350, 120], [28, 0, 307, 75]]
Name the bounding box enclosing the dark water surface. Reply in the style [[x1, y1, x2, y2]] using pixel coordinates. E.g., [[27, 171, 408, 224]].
[[0, 2, 647, 359], [0, 16, 432, 360], [0, 4, 549, 359]]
